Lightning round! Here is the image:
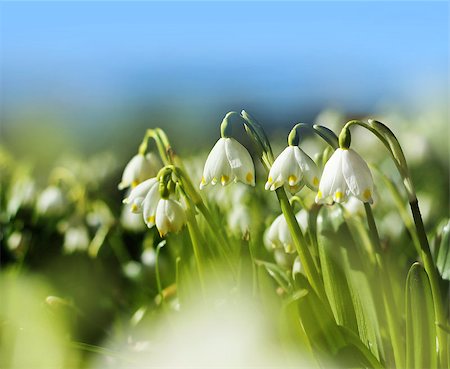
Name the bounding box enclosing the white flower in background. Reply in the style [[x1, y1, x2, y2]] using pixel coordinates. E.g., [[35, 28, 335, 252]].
[[200, 138, 255, 189], [155, 199, 187, 237], [315, 148, 374, 204], [118, 153, 161, 190], [227, 203, 251, 236], [36, 186, 66, 216], [63, 225, 90, 253], [123, 178, 159, 214], [265, 146, 320, 193], [264, 210, 308, 254], [120, 203, 146, 232], [7, 177, 36, 216], [141, 248, 157, 267], [292, 256, 302, 278]]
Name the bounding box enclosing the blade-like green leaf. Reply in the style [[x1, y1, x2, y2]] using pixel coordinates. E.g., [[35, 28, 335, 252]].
[[436, 220, 450, 280], [405, 262, 437, 369], [317, 207, 358, 332], [295, 274, 383, 368]]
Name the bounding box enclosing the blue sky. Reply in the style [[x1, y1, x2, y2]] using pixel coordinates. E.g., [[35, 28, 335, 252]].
[[1, 1, 448, 149]]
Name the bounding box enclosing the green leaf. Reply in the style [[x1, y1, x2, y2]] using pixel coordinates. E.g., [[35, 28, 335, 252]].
[[329, 209, 382, 361], [255, 259, 291, 292], [436, 220, 450, 280], [295, 274, 383, 368], [317, 207, 358, 332], [405, 262, 437, 369]]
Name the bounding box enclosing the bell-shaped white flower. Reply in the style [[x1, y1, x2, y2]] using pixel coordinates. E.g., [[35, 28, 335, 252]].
[[265, 146, 320, 193], [315, 148, 374, 204], [118, 153, 161, 190], [63, 225, 90, 253], [200, 138, 255, 189], [227, 203, 251, 236], [36, 186, 66, 216], [264, 210, 307, 254], [123, 178, 159, 213], [155, 199, 187, 237]]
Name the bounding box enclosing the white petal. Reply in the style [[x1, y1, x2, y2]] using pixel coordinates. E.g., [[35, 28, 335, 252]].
[[200, 138, 231, 189], [294, 147, 320, 190], [119, 154, 144, 189], [266, 146, 301, 191], [123, 178, 158, 212], [278, 214, 295, 253], [315, 149, 347, 204], [265, 215, 284, 249], [224, 138, 255, 186], [142, 181, 161, 227], [295, 209, 308, 233], [342, 149, 374, 203], [155, 199, 186, 236]]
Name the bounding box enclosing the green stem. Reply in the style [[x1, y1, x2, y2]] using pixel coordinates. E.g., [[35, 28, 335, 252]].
[[410, 199, 448, 369], [276, 187, 326, 302], [155, 241, 165, 307], [139, 129, 170, 165], [364, 203, 405, 369]]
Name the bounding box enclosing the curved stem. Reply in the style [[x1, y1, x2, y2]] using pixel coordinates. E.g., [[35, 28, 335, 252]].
[[139, 129, 171, 165], [345, 119, 447, 368]]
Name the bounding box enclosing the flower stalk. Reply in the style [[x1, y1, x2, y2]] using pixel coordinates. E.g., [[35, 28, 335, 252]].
[[344, 119, 447, 368]]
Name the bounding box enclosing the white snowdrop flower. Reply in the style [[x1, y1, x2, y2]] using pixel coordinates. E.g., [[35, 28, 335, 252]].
[[123, 178, 159, 214], [315, 148, 374, 204], [265, 211, 306, 254], [227, 203, 251, 236], [7, 177, 36, 216], [63, 225, 90, 253], [120, 203, 146, 232], [36, 186, 66, 216], [341, 196, 365, 215], [141, 248, 157, 267], [292, 256, 302, 277], [155, 199, 187, 237], [265, 146, 320, 193], [142, 182, 162, 228], [118, 153, 161, 190], [200, 137, 255, 189]]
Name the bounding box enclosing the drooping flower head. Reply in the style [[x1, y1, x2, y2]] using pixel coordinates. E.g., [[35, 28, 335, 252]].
[[155, 199, 187, 237], [315, 127, 374, 204], [264, 210, 308, 254], [123, 168, 187, 236], [265, 125, 320, 193], [118, 153, 161, 190], [200, 116, 255, 189], [36, 186, 66, 216]]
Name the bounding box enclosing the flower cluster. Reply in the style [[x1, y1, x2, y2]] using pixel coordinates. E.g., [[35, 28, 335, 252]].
[[123, 178, 186, 237]]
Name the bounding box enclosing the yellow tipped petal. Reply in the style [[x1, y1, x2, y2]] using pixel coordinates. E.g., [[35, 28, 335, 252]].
[[363, 188, 372, 201], [267, 176, 273, 183], [335, 191, 343, 201], [221, 175, 229, 185], [201, 176, 206, 185], [316, 190, 322, 199], [313, 176, 319, 186], [246, 172, 253, 183], [147, 215, 155, 224], [131, 203, 139, 212], [288, 175, 297, 186], [131, 180, 139, 188]]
